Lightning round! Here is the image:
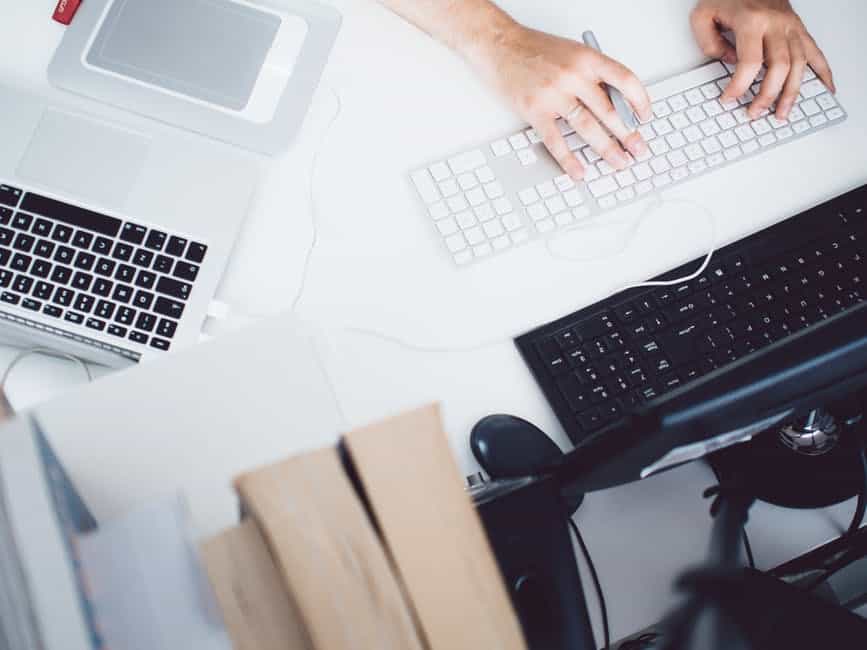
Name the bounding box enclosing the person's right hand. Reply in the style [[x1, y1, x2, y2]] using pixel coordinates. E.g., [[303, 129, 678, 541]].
[[470, 24, 653, 181]]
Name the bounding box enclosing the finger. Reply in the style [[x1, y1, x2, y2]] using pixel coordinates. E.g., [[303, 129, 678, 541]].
[[566, 100, 631, 171], [596, 56, 653, 123], [536, 118, 585, 181], [579, 82, 648, 160], [804, 37, 836, 93], [776, 35, 806, 119], [690, 8, 738, 64], [750, 34, 790, 118], [722, 28, 764, 102]]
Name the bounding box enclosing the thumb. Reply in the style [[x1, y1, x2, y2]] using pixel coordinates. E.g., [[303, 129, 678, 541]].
[[690, 7, 737, 64]]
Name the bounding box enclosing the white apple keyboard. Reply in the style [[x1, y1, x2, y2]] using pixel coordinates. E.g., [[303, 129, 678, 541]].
[[410, 60, 847, 267]]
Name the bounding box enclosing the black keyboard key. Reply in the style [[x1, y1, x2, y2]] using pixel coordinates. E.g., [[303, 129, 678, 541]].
[[95, 300, 115, 320], [557, 374, 591, 412], [92, 278, 113, 297], [12, 275, 33, 294], [12, 233, 34, 253], [43, 305, 62, 318], [11, 212, 33, 230], [93, 237, 112, 255], [50, 265, 72, 285], [64, 311, 84, 325], [107, 324, 127, 338], [115, 264, 135, 283], [0, 228, 13, 245], [33, 219, 52, 237], [166, 236, 187, 257], [132, 290, 154, 311], [150, 337, 171, 351], [0, 270, 11, 288], [0, 185, 22, 208], [153, 296, 185, 319], [615, 303, 639, 323], [113, 284, 134, 304], [135, 312, 155, 331], [135, 270, 156, 289], [53, 288, 74, 306], [21, 298, 41, 312], [74, 251, 95, 271], [156, 318, 178, 339], [156, 276, 191, 301], [115, 307, 136, 326], [72, 230, 94, 249], [120, 223, 147, 245], [577, 408, 605, 433], [173, 262, 199, 282], [86, 317, 106, 332], [145, 230, 167, 251], [95, 257, 116, 277], [20, 193, 121, 237], [54, 246, 74, 265], [129, 331, 149, 344], [152, 254, 173, 274], [0, 207, 10, 224], [74, 294, 95, 313], [72, 272, 93, 292], [186, 242, 207, 263], [576, 313, 617, 340], [554, 329, 581, 350], [31, 260, 51, 278], [33, 282, 53, 300], [132, 248, 153, 268], [0, 292, 19, 305], [52, 224, 72, 243], [34, 239, 55, 259], [0, 249, 8, 267], [112, 242, 133, 262], [10, 254, 31, 273], [537, 338, 568, 374]]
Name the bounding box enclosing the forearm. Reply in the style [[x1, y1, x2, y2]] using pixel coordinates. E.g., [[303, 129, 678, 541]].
[[377, 0, 517, 68]]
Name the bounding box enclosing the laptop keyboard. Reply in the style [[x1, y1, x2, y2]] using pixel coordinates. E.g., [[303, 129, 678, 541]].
[[0, 183, 209, 353], [516, 184, 867, 445]]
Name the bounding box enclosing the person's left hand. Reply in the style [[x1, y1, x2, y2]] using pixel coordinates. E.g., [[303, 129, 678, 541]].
[[690, 0, 835, 121]]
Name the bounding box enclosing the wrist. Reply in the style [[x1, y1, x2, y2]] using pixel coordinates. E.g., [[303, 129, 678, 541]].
[[448, 1, 520, 74]]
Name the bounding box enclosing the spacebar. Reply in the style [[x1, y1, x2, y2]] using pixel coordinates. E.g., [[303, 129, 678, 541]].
[[19, 192, 122, 237], [647, 62, 729, 103]]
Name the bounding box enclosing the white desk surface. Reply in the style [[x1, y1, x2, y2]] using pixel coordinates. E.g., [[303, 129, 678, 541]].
[[3, 0, 867, 642]]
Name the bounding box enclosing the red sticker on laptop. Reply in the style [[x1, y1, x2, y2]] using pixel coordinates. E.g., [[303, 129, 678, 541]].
[[53, 0, 82, 25]]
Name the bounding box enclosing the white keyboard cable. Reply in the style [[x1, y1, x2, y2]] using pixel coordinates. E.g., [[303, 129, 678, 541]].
[[0, 345, 93, 413]]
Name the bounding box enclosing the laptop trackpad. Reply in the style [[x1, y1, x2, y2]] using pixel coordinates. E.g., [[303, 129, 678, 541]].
[[17, 109, 150, 210]]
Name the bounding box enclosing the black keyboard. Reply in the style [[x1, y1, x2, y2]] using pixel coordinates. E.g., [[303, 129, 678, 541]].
[[516, 183, 867, 445], [0, 183, 209, 353]]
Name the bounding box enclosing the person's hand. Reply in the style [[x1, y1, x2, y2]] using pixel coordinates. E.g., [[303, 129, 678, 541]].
[[471, 25, 652, 181], [690, 0, 835, 121]]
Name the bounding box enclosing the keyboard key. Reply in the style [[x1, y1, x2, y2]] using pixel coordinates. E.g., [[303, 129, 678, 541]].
[[72, 230, 94, 249], [112, 242, 133, 262], [0, 291, 19, 305], [153, 255, 173, 274], [150, 337, 171, 351], [10, 253, 31, 273], [156, 318, 178, 339], [129, 331, 149, 345], [112, 284, 133, 304], [74, 294, 94, 313], [74, 251, 95, 271], [32, 219, 52, 237], [11, 213, 33, 231], [186, 242, 207, 263], [53, 288, 74, 306], [0, 228, 13, 245], [135, 270, 156, 289], [172, 262, 199, 282], [108, 324, 127, 338], [115, 264, 135, 283], [120, 223, 147, 245], [0, 271, 10, 288], [31, 260, 51, 278], [145, 230, 167, 251], [34, 239, 55, 259], [95, 300, 115, 320], [0, 208, 10, 225], [54, 246, 74, 265], [95, 257, 116, 277], [50, 265, 72, 285], [33, 281, 53, 300], [72, 272, 93, 292], [12, 275, 33, 294], [52, 224, 72, 243], [133, 248, 154, 268], [0, 185, 22, 208], [0, 249, 10, 267], [92, 278, 113, 297], [86, 317, 106, 332], [92, 236, 112, 255], [115, 306, 136, 326], [132, 290, 154, 311], [64, 311, 84, 325], [43, 305, 62, 318]]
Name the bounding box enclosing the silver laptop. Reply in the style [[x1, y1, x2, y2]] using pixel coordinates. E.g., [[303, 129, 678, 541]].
[[0, 86, 260, 368]]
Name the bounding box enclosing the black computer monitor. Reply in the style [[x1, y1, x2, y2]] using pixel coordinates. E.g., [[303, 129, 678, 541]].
[[552, 300, 867, 494]]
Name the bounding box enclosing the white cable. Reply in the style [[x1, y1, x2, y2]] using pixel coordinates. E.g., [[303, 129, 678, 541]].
[[1, 347, 93, 412]]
